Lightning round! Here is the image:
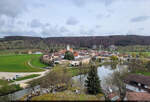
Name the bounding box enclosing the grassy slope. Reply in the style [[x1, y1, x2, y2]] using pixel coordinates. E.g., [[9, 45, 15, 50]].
[[31, 90, 103, 101], [15, 74, 40, 81], [135, 70, 150, 76], [0, 79, 10, 86], [0, 54, 46, 72], [30, 55, 48, 68]]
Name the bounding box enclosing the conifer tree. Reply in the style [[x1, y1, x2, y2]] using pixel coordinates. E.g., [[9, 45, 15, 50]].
[[85, 64, 101, 94]]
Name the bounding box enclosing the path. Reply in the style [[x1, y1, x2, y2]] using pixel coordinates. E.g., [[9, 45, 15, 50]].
[[11, 69, 50, 85]]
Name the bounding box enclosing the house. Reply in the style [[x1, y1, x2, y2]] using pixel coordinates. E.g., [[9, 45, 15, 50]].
[[109, 45, 117, 51], [99, 51, 110, 57], [108, 93, 120, 101], [108, 91, 150, 101], [70, 61, 80, 66], [80, 56, 91, 65], [74, 51, 79, 57], [34, 51, 43, 54], [28, 50, 32, 54], [124, 74, 150, 93], [54, 58, 62, 64]]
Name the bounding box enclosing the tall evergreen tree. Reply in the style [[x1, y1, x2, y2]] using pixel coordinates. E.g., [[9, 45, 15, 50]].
[[85, 64, 101, 94]]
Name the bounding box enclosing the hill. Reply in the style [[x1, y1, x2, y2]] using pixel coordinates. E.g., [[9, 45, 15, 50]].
[[0, 35, 150, 50]]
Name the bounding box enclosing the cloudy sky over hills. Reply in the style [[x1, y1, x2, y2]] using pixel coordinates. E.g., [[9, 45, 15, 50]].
[[0, 0, 150, 37]]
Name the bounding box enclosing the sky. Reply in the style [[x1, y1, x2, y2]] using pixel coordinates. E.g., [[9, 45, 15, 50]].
[[0, 0, 150, 38]]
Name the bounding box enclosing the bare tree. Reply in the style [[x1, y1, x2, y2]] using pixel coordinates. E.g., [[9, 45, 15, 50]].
[[29, 68, 72, 91], [105, 70, 128, 100], [128, 59, 145, 72]]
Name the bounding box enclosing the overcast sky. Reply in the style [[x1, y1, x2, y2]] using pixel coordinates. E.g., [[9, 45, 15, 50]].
[[0, 0, 150, 37]]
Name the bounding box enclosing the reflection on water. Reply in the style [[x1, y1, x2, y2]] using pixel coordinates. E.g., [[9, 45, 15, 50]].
[[1, 85, 40, 100], [98, 65, 127, 90], [72, 64, 128, 90]]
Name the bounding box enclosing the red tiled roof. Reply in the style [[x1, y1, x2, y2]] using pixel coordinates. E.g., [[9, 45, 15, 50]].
[[74, 52, 78, 57]]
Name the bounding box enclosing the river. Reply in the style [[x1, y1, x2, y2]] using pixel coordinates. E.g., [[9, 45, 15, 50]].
[[72, 64, 128, 91]]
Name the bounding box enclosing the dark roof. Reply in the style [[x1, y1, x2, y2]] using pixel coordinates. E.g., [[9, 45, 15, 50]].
[[127, 92, 150, 101], [124, 74, 150, 86]]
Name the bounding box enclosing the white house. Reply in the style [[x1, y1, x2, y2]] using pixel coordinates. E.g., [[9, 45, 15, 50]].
[[70, 61, 80, 66]]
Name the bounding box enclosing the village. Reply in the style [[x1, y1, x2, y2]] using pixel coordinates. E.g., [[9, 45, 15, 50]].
[[41, 45, 128, 67], [1, 42, 150, 101], [27, 45, 150, 101]]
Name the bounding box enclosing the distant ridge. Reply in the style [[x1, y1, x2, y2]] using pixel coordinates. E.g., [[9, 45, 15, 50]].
[[0, 35, 150, 50]]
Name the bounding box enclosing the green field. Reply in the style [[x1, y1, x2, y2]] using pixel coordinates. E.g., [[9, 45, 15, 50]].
[[0, 54, 48, 72], [135, 70, 150, 76], [126, 52, 150, 56], [15, 74, 40, 81], [30, 56, 48, 68]]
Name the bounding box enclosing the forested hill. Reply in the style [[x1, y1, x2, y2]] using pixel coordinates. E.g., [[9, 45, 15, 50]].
[[0, 35, 150, 50]]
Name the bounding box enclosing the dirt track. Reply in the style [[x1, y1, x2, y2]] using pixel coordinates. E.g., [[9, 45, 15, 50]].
[[0, 69, 49, 80]]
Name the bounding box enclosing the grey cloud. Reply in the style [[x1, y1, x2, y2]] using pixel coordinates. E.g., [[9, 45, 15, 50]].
[[130, 16, 150, 22], [0, 0, 26, 18], [45, 23, 50, 27], [79, 29, 96, 36], [17, 21, 25, 25], [138, 28, 144, 31], [96, 14, 103, 19], [72, 0, 116, 7], [41, 25, 69, 37], [71, 0, 86, 7], [0, 18, 5, 26], [96, 13, 111, 19], [66, 17, 79, 25], [0, 30, 37, 37], [103, 0, 116, 6], [60, 26, 69, 33], [30, 19, 44, 28], [95, 25, 101, 28]]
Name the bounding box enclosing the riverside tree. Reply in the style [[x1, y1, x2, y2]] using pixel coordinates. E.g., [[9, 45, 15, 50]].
[[85, 64, 101, 95], [105, 70, 128, 100]]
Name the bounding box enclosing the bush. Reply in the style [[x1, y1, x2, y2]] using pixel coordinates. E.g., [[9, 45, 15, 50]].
[[0, 84, 22, 96]]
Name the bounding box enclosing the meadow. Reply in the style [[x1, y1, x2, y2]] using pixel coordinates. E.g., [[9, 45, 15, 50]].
[[0, 54, 48, 72]]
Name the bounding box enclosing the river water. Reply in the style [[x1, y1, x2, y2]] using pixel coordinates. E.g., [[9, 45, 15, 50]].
[[0, 85, 40, 100], [72, 64, 128, 90]]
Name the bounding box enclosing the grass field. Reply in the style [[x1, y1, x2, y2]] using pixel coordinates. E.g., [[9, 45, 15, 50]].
[[0, 54, 48, 72], [135, 70, 150, 76], [30, 56, 48, 68], [127, 52, 150, 57], [15, 74, 40, 81]]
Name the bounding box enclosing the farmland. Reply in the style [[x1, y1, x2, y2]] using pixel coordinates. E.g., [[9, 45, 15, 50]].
[[0, 54, 47, 72]]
